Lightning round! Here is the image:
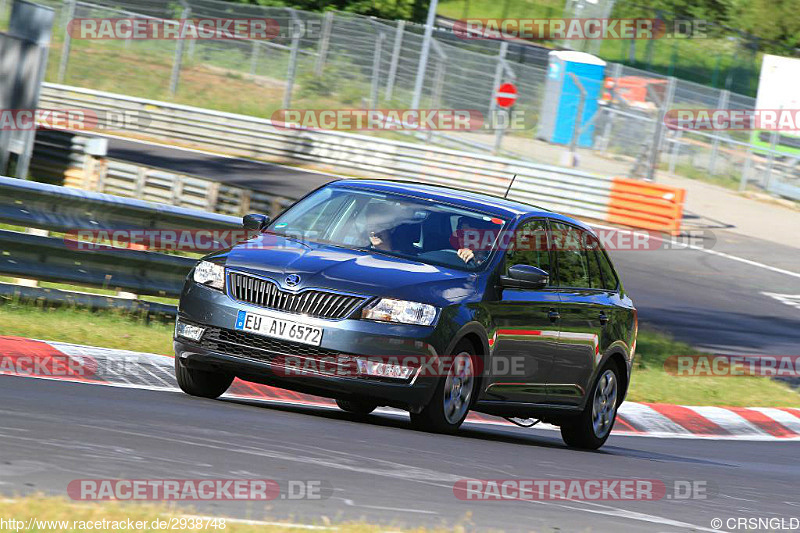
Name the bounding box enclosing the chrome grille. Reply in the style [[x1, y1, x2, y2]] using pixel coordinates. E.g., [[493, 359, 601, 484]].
[[228, 271, 365, 319]]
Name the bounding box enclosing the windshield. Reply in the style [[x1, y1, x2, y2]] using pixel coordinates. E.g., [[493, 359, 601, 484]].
[[266, 186, 508, 271]]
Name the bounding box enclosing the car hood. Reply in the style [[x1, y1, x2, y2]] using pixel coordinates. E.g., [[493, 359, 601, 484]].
[[216, 234, 480, 306]]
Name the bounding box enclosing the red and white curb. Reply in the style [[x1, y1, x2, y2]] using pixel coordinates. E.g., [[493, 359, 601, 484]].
[[2, 335, 799, 441]]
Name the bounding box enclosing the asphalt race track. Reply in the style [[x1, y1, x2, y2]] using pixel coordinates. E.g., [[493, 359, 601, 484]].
[[2, 138, 799, 530], [103, 136, 338, 200], [2, 375, 799, 531], [610, 231, 800, 355]]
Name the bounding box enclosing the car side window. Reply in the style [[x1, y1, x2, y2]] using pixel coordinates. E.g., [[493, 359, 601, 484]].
[[506, 218, 551, 278], [595, 247, 620, 291], [550, 222, 590, 288], [587, 249, 605, 289]]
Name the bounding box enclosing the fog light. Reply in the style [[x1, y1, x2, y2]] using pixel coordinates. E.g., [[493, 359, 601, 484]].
[[176, 320, 205, 342], [356, 358, 414, 380]]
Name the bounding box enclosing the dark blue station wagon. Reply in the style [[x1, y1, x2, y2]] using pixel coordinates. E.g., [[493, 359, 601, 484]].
[[174, 180, 637, 449]]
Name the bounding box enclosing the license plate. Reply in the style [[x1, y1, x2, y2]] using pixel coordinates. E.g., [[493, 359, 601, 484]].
[[235, 310, 323, 346]]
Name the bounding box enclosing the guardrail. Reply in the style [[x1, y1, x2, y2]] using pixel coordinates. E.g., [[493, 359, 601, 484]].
[[0, 176, 242, 313], [39, 83, 687, 231], [32, 129, 292, 218]]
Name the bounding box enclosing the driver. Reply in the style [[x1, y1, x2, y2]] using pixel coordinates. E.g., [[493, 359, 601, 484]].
[[364, 201, 393, 251], [455, 217, 495, 265]]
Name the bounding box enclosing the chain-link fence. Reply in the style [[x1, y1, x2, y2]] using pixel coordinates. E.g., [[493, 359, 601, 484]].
[[2, 0, 798, 201]]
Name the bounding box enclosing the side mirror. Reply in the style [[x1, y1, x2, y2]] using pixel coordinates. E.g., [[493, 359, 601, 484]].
[[500, 265, 549, 289], [243, 213, 270, 231]]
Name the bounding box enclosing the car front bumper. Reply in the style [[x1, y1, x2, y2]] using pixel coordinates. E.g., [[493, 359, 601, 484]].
[[173, 281, 446, 411]]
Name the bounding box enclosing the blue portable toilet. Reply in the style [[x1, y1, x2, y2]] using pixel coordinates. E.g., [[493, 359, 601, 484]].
[[537, 51, 606, 148]]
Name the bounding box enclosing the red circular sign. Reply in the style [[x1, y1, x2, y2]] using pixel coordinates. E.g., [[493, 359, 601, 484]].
[[495, 82, 518, 108]]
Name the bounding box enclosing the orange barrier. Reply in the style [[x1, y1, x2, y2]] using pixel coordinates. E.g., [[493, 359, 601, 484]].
[[607, 177, 686, 233]]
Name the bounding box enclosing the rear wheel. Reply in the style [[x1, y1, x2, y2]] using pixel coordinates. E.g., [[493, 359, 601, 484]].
[[410, 339, 476, 434], [336, 398, 378, 416], [560, 363, 620, 450], [175, 358, 233, 399]]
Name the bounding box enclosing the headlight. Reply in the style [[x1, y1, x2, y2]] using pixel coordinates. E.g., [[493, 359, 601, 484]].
[[193, 260, 225, 290], [361, 298, 438, 326]]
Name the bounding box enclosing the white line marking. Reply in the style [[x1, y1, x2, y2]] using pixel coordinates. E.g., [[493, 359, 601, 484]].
[[339, 498, 437, 515], [593, 222, 800, 279], [761, 292, 800, 310]]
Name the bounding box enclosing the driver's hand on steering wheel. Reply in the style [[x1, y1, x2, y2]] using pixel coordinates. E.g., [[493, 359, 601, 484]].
[[457, 248, 475, 263]]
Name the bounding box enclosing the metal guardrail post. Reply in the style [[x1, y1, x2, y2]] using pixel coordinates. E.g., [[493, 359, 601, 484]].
[[410, 0, 439, 110], [168, 4, 190, 98], [249, 40, 260, 76], [740, 142, 753, 192], [599, 62, 622, 154], [764, 130, 779, 191], [384, 20, 405, 101], [645, 75, 676, 182], [56, 0, 75, 83], [488, 41, 509, 118], [370, 31, 385, 109], [314, 11, 333, 77], [708, 89, 729, 175], [668, 129, 682, 175], [283, 9, 301, 109], [567, 73, 586, 168]]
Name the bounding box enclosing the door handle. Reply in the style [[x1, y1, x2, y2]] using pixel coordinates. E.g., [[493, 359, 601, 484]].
[[548, 309, 560, 322], [598, 312, 609, 326]]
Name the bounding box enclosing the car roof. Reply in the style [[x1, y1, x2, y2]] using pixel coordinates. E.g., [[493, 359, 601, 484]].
[[330, 179, 592, 231]]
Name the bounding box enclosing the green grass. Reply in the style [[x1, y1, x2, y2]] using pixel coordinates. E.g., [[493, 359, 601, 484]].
[[438, 0, 763, 96], [438, 0, 563, 20], [1, 301, 797, 407], [0, 302, 174, 355], [627, 330, 800, 407]]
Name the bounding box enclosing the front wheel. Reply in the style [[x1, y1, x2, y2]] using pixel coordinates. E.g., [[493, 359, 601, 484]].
[[410, 340, 476, 434], [175, 358, 233, 399], [560, 363, 621, 450]]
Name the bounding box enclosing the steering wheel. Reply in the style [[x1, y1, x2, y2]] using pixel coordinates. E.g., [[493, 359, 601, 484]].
[[442, 248, 476, 264]]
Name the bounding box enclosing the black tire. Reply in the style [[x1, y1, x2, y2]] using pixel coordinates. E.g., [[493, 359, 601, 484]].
[[336, 398, 378, 416], [409, 339, 477, 434], [175, 358, 234, 399], [560, 361, 621, 450]]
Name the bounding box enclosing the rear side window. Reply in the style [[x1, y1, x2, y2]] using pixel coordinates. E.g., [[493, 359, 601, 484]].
[[587, 247, 605, 289], [594, 247, 619, 290], [550, 222, 590, 288]]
